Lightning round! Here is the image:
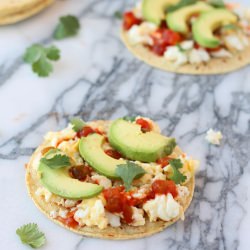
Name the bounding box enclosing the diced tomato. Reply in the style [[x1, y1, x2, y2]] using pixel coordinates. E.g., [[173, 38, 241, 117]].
[[104, 149, 122, 159], [69, 165, 93, 181], [136, 118, 152, 132], [151, 179, 178, 198], [194, 43, 200, 49], [123, 11, 142, 30], [57, 210, 78, 228], [76, 126, 95, 138], [150, 28, 182, 56], [122, 204, 133, 224], [103, 186, 125, 213], [103, 186, 133, 223], [156, 156, 171, 167], [206, 46, 222, 52]]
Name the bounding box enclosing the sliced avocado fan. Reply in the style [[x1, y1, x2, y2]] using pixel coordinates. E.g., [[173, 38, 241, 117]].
[[108, 119, 176, 163]]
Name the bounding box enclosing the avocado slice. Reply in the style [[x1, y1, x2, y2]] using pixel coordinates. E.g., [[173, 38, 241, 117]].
[[167, 2, 213, 34], [142, 0, 179, 25], [79, 134, 126, 179], [108, 119, 176, 163], [193, 9, 237, 48], [38, 163, 102, 199]]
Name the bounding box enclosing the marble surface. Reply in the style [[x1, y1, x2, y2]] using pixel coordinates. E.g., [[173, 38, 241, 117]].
[[1, 0, 250, 249]]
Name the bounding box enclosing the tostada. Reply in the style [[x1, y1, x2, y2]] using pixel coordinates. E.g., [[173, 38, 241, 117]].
[[121, 0, 250, 74], [26, 117, 198, 239]]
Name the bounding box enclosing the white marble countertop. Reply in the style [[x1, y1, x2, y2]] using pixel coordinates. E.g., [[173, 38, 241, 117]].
[[1, 0, 250, 249]]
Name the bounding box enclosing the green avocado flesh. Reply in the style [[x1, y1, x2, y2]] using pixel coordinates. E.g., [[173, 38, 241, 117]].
[[108, 119, 176, 163], [193, 9, 237, 48], [167, 2, 213, 34], [142, 0, 179, 25], [38, 163, 102, 199], [79, 134, 126, 179]]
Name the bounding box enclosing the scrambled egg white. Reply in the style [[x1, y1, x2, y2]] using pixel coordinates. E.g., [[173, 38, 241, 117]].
[[91, 174, 112, 189], [128, 22, 157, 46], [74, 195, 108, 229], [130, 207, 145, 226], [205, 129, 223, 145], [143, 194, 181, 222], [44, 125, 76, 147]]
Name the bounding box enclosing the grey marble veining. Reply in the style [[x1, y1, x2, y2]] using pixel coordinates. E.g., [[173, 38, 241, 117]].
[[0, 0, 250, 250]]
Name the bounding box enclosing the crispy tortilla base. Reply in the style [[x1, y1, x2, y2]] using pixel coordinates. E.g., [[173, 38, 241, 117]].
[[26, 124, 195, 240], [121, 30, 250, 75], [0, 0, 54, 25]]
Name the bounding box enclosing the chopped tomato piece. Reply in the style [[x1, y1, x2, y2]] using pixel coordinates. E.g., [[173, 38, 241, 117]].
[[136, 118, 152, 132], [150, 28, 182, 56], [57, 211, 78, 228], [151, 179, 178, 198], [103, 186, 124, 213], [76, 126, 95, 138], [123, 11, 142, 30], [68, 165, 93, 181], [104, 149, 122, 159], [103, 186, 133, 223], [206, 46, 222, 52], [156, 156, 171, 167]]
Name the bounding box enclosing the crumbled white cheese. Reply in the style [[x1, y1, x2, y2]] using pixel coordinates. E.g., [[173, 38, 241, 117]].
[[128, 22, 157, 45], [130, 207, 145, 226], [74, 197, 108, 229], [225, 35, 245, 51], [106, 212, 121, 227], [91, 174, 112, 189], [188, 48, 210, 64], [143, 194, 181, 222], [164, 46, 188, 66], [180, 40, 194, 50], [211, 49, 232, 58], [35, 187, 65, 205], [205, 129, 223, 145]]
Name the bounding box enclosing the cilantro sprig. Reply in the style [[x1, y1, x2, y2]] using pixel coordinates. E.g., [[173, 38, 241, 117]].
[[166, 159, 187, 184], [23, 44, 60, 77], [54, 15, 80, 40], [16, 223, 46, 249], [40, 149, 71, 169], [114, 11, 122, 19], [122, 116, 136, 122], [70, 117, 85, 132], [116, 161, 146, 191]]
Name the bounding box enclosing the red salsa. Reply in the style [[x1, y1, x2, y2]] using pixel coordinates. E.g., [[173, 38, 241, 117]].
[[123, 11, 142, 30], [136, 118, 152, 132]]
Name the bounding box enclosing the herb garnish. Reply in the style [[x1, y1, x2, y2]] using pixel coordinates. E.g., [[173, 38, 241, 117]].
[[116, 161, 146, 191], [53, 15, 80, 40], [23, 44, 60, 77], [16, 223, 46, 249]]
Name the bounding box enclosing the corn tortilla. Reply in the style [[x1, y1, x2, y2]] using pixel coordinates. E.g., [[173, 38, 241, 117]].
[[26, 121, 195, 240], [121, 30, 250, 75], [0, 0, 54, 25]]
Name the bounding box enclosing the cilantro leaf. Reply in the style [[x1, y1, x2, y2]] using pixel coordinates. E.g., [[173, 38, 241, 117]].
[[40, 149, 71, 169], [114, 11, 122, 19], [70, 117, 85, 132], [207, 0, 225, 8], [116, 161, 146, 191], [167, 159, 187, 184], [16, 223, 46, 249], [167, 0, 197, 13], [23, 44, 60, 77], [54, 15, 80, 40], [122, 116, 136, 122], [221, 23, 238, 31]]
